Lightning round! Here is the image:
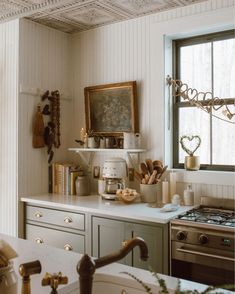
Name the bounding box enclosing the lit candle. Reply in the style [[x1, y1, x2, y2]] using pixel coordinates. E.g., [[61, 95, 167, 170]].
[[80, 128, 85, 141], [162, 179, 170, 204], [170, 171, 177, 200]]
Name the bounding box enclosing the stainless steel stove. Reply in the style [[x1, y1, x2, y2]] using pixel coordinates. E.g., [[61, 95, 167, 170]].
[[170, 196, 235, 288]]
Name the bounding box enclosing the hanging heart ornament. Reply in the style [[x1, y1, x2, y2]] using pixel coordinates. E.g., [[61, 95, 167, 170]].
[[180, 135, 201, 156]]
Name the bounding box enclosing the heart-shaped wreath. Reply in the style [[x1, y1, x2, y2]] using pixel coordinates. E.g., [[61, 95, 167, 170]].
[[180, 135, 201, 156]]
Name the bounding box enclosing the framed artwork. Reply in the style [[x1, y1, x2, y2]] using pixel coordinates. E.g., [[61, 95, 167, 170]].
[[84, 81, 138, 136]]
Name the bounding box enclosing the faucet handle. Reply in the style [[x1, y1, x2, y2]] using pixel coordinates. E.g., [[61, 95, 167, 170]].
[[41, 272, 68, 292]]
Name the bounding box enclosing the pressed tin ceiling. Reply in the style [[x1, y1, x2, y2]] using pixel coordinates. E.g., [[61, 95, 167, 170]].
[[0, 0, 207, 33]]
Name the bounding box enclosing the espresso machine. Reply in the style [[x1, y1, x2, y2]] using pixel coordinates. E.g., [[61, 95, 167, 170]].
[[101, 157, 127, 200]]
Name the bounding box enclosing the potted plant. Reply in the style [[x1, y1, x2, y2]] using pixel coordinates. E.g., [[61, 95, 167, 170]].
[[180, 135, 201, 171], [87, 129, 100, 148]]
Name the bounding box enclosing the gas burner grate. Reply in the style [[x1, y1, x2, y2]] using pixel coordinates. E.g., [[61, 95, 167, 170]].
[[176, 206, 235, 228]]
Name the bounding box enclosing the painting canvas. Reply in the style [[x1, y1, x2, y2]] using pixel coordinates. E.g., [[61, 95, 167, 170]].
[[84, 81, 138, 136]]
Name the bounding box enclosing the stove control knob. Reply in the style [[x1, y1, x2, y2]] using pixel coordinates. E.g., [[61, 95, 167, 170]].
[[176, 231, 187, 241], [199, 234, 208, 245]]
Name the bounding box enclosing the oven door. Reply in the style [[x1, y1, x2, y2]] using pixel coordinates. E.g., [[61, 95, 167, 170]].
[[171, 241, 235, 287]]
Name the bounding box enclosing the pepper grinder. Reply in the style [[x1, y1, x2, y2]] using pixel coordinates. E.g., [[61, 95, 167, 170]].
[[183, 184, 194, 206]]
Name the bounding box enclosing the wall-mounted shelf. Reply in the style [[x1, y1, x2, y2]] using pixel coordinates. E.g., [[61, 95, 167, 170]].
[[68, 148, 146, 170]]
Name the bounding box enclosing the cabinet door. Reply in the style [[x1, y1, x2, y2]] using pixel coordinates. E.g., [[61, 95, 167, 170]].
[[92, 217, 131, 265], [130, 223, 165, 273], [26, 224, 85, 253]]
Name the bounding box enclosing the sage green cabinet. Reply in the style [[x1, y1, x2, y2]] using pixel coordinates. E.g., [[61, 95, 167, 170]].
[[25, 203, 169, 274], [92, 216, 169, 274], [25, 205, 87, 254]]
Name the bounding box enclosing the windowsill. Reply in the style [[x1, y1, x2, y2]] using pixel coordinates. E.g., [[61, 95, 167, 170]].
[[169, 169, 235, 186]]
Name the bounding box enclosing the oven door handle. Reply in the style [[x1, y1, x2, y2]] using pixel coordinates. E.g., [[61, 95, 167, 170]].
[[177, 247, 235, 262]]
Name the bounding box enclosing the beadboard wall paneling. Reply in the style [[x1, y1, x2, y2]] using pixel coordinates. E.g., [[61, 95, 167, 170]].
[[71, 0, 235, 193], [0, 20, 19, 236], [18, 19, 73, 236]]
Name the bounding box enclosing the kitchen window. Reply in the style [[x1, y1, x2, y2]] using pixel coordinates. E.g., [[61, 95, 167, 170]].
[[173, 30, 235, 171]]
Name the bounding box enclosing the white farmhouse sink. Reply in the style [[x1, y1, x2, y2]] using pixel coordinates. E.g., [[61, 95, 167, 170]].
[[58, 272, 232, 294], [58, 272, 176, 294]]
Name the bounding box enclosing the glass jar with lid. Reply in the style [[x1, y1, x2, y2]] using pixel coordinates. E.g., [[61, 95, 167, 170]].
[[0, 261, 18, 294]]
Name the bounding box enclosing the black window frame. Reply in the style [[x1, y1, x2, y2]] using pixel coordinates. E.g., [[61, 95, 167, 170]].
[[173, 29, 235, 172]]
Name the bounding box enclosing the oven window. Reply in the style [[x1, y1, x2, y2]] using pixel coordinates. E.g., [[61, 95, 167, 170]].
[[172, 260, 234, 289], [173, 30, 235, 171]]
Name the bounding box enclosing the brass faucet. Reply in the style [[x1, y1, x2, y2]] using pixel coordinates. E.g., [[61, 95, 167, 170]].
[[77, 237, 149, 294]]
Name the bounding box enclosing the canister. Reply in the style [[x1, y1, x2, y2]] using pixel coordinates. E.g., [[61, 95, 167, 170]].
[[0, 261, 17, 294], [75, 176, 90, 196]]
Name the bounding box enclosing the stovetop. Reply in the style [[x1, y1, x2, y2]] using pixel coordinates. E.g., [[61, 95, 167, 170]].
[[177, 206, 235, 228]]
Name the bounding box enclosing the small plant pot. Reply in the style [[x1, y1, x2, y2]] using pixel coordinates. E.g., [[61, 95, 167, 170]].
[[87, 137, 99, 148], [184, 156, 200, 171]]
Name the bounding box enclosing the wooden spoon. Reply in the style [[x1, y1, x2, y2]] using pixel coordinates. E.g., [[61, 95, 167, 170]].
[[140, 162, 149, 175], [153, 160, 163, 167], [134, 171, 143, 183], [153, 165, 163, 174], [148, 170, 157, 184], [157, 165, 168, 180], [145, 159, 153, 174]]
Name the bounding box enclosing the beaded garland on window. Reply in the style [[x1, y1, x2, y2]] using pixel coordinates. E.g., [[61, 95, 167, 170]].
[[166, 75, 235, 124]]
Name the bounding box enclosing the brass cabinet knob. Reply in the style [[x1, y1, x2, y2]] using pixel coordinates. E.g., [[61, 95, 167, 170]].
[[35, 238, 44, 244], [64, 216, 73, 224], [64, 244, 73, 251], [34, 211, 42, 218]]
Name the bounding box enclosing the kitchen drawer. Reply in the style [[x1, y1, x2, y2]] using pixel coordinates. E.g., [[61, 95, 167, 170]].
[[26, 205, 85, 231], [26, 224, 85, 253]]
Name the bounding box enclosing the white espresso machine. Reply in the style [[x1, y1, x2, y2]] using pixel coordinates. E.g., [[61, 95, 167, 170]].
[[101, 157, 127, 200]]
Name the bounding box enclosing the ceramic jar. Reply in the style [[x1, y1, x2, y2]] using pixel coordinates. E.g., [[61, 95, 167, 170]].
[[140, 183, 161, 203], [0, 261, 17, 294], [75, 176, 90, 196]]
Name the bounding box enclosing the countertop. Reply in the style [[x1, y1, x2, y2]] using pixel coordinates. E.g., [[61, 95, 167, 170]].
[[21, 194, 195, 224], [1, 233, 230, 294]]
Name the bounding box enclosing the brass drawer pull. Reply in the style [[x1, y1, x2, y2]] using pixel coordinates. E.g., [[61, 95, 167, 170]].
[[64, 216, 73, 224], [64, 244, 73, 251], [35, 238, 44, 244], [34, 211, 42, 218]]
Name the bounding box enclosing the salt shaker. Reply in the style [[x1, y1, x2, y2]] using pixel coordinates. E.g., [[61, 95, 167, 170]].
[[172, 194, 181, 205]]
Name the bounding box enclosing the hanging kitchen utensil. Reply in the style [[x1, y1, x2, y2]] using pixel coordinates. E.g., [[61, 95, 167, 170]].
[[32, 105, 45, 148]]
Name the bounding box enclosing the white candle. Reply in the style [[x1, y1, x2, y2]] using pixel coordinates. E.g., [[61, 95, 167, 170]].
[[162, 179, 170, 204], [170, 171, 177, 199]]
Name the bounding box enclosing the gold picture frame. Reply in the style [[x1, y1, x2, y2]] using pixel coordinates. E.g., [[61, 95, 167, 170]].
[[84, 81, 139, 136]]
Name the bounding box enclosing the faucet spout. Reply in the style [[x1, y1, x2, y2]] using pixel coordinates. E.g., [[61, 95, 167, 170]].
[[95, 237, 148, 269], [77, 237, 148, 294]]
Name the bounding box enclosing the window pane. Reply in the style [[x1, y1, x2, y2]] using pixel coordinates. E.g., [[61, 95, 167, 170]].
[[212, 111, 235, 165], [180, 43, 212, 101], [213, 38, 235, 98], [179, 107, 210, 164]]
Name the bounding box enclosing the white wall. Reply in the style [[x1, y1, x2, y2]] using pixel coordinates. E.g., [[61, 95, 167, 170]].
[[71, 0, 235, 200], [0, 20, 19, 236], [18, 19, 73, 236]]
